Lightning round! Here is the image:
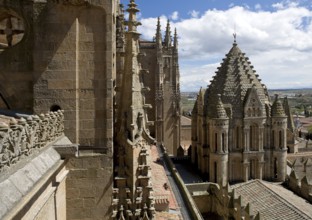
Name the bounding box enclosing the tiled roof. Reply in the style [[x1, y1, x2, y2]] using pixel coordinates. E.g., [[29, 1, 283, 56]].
[[232, 180, 312, 219], [205, 43, 269, 118]]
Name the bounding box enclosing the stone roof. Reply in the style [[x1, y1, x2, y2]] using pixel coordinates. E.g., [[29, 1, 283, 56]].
[[272, 95, 286, 117], [231, 180, 312, 219], [181, 116, 191, 126], [205, 42, 269, 118]]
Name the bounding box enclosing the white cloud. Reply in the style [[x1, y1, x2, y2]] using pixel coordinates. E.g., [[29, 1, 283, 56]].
[[255, 4, 262, 10], [170, 11, 179, 21], [138, 3, 312, 91], [188, 10, 200, 18], [229, 3, 235, 8]]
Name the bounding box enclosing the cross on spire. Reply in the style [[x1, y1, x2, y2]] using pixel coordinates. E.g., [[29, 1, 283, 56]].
[[0, 16, 24, 47], [233, 32, 237, 44]]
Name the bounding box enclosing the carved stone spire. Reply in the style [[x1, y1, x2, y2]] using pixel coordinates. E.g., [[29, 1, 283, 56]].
[[155, 17, 162, 49], [126, 0, 141, 32], [283, 96, 295, 132], [114, 1, 155, 219], [173, 28, 178, 50], [164, 19, 171, 47], [117, 0, 150, 142]]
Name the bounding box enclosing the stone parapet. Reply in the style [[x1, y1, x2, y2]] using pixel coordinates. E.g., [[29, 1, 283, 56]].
[[288, 169, 312, 203], [0, 110, 65, 172], [0, 137, 70, 220]]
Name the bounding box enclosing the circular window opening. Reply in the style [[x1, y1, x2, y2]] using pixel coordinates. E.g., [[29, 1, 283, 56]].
[[50, 105, 61, 112], [0, 13, 25, 49]]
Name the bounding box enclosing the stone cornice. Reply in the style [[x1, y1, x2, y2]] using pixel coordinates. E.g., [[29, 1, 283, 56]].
[[53, 0, 89, 6]]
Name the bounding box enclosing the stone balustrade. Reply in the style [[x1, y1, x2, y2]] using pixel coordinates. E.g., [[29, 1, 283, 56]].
[[0, 110, 64, 172]]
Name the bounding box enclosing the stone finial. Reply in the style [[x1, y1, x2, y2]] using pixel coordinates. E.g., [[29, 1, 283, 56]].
[[155, 17, 163, 48], [126, 0, 141, 32], [272, 94, 286, 117], [214, 94, 228, 119], [164, 19, 172, 47], [174, 28, 178, 49]]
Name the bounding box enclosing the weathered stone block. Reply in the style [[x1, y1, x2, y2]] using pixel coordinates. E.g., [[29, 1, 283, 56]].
[[80, 187, 96, 198], [0, 179, 23, 210], [82, 157, 100, 169], [67, 187, 80, 198], [67, 198, 84, 208]]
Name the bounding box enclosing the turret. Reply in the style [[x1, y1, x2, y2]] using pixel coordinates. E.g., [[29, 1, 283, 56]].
[[209, 94, 229, 186], [164, 19, 171, 48], [271, 94, 287, 182]]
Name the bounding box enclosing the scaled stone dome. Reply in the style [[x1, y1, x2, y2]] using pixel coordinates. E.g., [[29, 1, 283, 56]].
[[205, 42, 270, 118]]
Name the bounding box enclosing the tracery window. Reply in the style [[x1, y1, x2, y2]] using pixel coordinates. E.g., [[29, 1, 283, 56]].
[[0, 11, 25, 50]]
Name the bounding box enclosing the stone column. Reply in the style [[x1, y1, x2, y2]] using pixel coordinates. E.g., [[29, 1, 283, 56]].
[[244, 128, 249, 152], [243, 162, 249, 182], [259, 126, 264, 151], [218, 132, 223, 153], [258, 160, 264, 180], [225, 131, 229, 153]]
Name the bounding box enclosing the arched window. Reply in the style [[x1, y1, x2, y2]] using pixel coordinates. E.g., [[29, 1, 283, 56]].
[[215, 133, 218, 152], [279, 130, 282, 148], [222, 133, 225, 152], [236, 126, 240, 149], [250, 124, 259, 151]]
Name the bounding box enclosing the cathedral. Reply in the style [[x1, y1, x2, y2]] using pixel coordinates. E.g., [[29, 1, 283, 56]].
[[0, 0, 311, 219], [140, 19, 181, 156], [191, 39, 292, 186]]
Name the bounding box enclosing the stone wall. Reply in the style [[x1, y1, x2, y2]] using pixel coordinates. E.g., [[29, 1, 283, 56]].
[[66, 153, 113, 220], [287, 157, 312, 202], [33, 1, 115, 149], [161, 145, 204, 220], [181, 116, 191, 150]]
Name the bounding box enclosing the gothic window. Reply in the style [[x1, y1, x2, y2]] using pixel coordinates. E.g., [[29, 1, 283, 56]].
[[250, 124, 258, 151], [236, 126, 240, 149], [222, 133, 225, 152], [274, 158, 278, 178], [214, 162, 217, 183], [215, 133, 218, 152], [279, 130, 282, 148], [0, 12, 25, 50], [247, 108, 251, 117], [249, 159, 256, 180]]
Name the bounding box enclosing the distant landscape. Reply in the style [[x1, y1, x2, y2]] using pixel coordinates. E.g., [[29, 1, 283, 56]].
[[181, 88, 312, 117]]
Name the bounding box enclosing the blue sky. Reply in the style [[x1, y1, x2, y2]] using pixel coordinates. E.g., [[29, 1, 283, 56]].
[[121, 0, 312, 91]]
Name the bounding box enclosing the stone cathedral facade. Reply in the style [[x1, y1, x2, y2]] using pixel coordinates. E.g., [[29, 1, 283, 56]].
[[191, 41, 292, 186], [140, 19, 181, 156]]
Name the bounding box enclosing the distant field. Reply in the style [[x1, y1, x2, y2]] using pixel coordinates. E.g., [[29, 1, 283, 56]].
[[181, 89, 312, 116]]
